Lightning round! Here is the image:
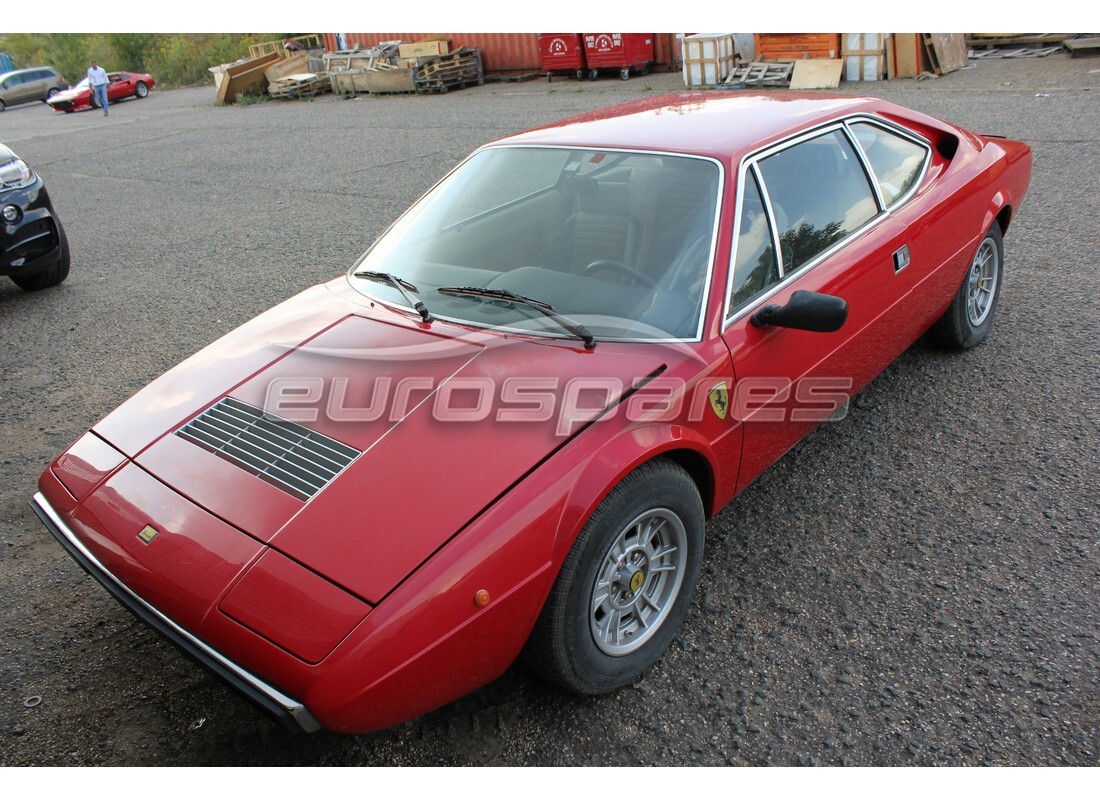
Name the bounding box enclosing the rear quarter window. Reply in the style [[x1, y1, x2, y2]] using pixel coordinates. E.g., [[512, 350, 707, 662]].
[[850, 121, 930, 206]]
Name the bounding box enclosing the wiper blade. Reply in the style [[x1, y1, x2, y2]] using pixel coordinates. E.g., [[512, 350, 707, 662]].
[[437, 286, 595, 349], [354, 270, 433, 323]]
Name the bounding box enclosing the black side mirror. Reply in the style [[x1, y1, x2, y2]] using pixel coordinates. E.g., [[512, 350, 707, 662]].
[[750, 289, 848, 333]]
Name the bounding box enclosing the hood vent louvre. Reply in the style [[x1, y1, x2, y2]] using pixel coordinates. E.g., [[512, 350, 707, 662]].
[[176, 397, 359, 501]]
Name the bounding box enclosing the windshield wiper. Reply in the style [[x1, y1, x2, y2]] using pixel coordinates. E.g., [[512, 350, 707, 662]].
[[437, 286, 595, 349], [354, 270, 433, 323]]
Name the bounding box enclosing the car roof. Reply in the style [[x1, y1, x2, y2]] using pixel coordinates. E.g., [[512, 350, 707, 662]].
[[0, 66, 58, 77], [493, 92, 936, 163]]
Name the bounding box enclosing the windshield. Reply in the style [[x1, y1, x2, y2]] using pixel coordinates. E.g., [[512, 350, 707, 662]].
[[73, 78, 90, 90], [349, 146, 721, 341]]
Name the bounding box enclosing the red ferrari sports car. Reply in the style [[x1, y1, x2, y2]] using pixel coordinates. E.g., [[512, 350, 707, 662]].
[[32, 92, 1031, 734], [46, 70, 154, 112]]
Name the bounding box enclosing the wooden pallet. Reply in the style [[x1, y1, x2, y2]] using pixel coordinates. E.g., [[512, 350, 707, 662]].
[[268, 73, 331, 99], [1063, 36, 1100, 58], [965, 34, 1072, 50], [968, 46, 1063, 59], [721, 61, 794, 88], [413, 48, 485, 94]]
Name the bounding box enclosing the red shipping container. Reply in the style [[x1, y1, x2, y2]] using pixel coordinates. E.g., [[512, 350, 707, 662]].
[[581, 33, 654, 80], [538, 33, 586, 81]]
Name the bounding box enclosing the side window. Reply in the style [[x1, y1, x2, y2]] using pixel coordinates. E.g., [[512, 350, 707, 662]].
[[757, 129, 879, 272], [850, 121, 929, 206], [730, 169, 780, 308]]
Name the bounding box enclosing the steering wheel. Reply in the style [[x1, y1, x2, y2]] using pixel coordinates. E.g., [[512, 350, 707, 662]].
[[583, 260, 658, 289]]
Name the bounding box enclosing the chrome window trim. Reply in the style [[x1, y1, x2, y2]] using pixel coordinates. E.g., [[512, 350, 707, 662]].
[[722, 115, 933, 331], [349, 143, 726, 344], [751, 162, 786, 279], [843, 116, 933, 211]]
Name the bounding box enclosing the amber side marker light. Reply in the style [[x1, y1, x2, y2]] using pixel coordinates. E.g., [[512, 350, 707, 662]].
[[474, 590, 491, 608]]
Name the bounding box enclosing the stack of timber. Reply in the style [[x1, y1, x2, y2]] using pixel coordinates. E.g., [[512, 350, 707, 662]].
[[268, 73, 332, 99], [412, 48, 485, 93]]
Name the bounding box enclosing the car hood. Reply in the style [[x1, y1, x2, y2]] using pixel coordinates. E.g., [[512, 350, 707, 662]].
[[47, 87, 85, 104], [92, 280, 669, 603]]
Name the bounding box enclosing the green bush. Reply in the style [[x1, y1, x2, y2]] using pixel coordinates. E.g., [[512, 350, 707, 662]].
[[0, 33, 289, 88]]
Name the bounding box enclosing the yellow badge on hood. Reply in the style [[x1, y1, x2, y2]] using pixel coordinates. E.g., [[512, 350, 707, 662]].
[[137, 525, 160, 544], [708, 382, 729, 420]]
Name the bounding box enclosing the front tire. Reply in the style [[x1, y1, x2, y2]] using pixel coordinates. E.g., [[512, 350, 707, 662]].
[[135, 81, 148, 98], [523, 458, 704, 694], [926, 222, 1004, 350], [12, 221, 70, 291]]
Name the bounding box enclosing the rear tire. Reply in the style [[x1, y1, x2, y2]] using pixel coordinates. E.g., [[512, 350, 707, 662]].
[[926, 222, 1004, 350], [135, 81, 148, 98], [12, 221, 70, 291], [522, 458, 704, 694]]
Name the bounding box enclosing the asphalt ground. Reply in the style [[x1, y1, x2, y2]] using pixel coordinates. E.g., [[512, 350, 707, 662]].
[[0, 55, 1096, 767]]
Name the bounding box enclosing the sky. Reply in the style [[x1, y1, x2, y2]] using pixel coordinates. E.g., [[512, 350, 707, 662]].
[[3, 4, 1088, 34]]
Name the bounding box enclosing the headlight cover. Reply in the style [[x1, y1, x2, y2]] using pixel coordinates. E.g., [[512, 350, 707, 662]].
[[0, 157, 34, 191]]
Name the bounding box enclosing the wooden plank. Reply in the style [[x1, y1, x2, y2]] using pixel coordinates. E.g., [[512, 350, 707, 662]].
[[926, 33, 968, 74], [891, 33, 925, 78], [790, 59, 843, 89], [921, 35, 941, 75]]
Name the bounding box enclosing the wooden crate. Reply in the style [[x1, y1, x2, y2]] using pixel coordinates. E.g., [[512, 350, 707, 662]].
[[842, 33, 888, 81], [681, 33, 736, 86], [755, 33, 840, 61]]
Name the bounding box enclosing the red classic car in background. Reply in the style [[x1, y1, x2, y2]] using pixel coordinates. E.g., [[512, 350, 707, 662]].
[[32, 92, 1031, 733], [46, 70, 154, 112]]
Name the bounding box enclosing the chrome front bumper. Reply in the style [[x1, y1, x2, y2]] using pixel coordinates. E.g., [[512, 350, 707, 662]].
[[30, 491, 321, 734]]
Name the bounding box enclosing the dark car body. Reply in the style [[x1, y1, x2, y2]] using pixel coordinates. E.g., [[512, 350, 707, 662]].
[[33, 93, 1030, 733], [1, 143, 69, 290]]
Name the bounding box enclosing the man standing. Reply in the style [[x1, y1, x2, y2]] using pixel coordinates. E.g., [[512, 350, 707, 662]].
[[87, 61, 109, 116]]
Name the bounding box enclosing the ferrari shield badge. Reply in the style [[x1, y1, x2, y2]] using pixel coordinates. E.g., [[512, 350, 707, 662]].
[[708, 382, 729, 420], [137, 525, 160, 545]]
